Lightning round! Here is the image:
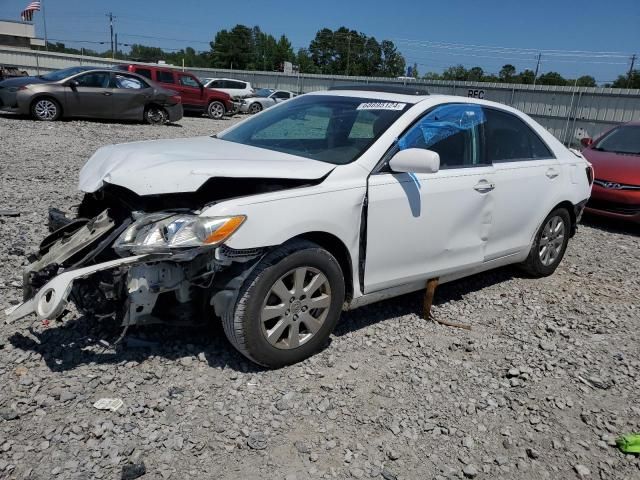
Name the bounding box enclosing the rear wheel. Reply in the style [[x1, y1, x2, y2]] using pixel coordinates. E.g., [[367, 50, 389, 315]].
[[31, 98, 61, 121], [249, 102, 263, 114], [222, 240, 345, 368], [207, 101, 225, 120], [144, 105, 168, 125], [521, 208, 571, 277]]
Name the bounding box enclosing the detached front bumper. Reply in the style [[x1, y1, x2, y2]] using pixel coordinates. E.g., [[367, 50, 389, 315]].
[[4, 255, 150, 323], [165, 103, 184, 122]]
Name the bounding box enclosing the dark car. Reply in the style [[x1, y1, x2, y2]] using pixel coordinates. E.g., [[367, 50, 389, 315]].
[[116, 64, 236, 119], [0, 65, 28, 81], [581, 122, 640, 223], [0, 66, 183, 124]]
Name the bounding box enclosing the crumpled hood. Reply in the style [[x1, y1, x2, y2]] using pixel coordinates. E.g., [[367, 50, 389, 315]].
[[78, 136, 335, 195]]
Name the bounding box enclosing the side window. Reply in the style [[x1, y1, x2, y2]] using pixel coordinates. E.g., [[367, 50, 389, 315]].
[[156, 70, 175, 84], [74, 72, 111, 88], [483, 108, 553, 162], [113, 74, 147, 89], [273, 91, 290, 99], [210, 80, 223, 88], [135, 68, 152, 80], [398, 104, 486, 168], [179, 75, 200, 88], [229, 81, 245, 89]]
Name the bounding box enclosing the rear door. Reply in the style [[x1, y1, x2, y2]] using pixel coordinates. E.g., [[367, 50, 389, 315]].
[[110, 73, 153, 120], [481, 107, 561, 261], [64, 71, 113, 118], [365, 103, 495, 292], [176, 73, 205, 109]]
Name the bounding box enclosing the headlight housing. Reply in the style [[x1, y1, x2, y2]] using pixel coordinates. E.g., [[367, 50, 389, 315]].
[[114, 213, 246, 254]]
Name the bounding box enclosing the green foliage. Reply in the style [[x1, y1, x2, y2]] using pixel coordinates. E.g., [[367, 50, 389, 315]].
[[537, 71, 567, 86], [612, 70, 640, 89]]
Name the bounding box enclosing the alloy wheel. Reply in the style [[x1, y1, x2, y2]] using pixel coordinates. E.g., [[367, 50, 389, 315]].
[[208, 102, 225, 119], [538, 215, 565, 266], [260, 267, 332, 350], [249, 103, 262, 114], [34, 99, 58, 121]]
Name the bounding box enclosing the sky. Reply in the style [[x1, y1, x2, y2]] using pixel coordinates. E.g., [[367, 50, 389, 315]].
[[1, 0, 638, 83]]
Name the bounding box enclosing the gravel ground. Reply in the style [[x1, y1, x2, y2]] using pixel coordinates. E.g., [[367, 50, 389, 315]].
[[1, 114, 639, 480]]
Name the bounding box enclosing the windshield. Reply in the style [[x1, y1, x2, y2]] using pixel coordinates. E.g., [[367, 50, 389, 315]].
[[594, 125, 640, 156], [40, 66, 95, 81], [256, 88, 274, 97], [219, 95, 410, 165]]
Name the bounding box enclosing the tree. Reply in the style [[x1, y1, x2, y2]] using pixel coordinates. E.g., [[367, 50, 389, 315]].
[[210, 24, 254, 69], [296, 48, 318, 73], [499, 64, 516, 82], [517, 69, 536, 84], [612, 70, 640, 89], [380, 40, 405, 77], [467, 66, 484, 81], [411, 63, 419, 78], [537, 71, 567, 86], [442, 64, 468, 81], [575, 75, 597, 87]]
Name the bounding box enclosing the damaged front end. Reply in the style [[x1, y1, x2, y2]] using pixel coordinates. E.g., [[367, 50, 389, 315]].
[[5, 200, 263, 329]]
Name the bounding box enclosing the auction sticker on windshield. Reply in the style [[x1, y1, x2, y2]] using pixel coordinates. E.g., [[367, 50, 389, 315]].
[[357, 102, 406, 111]]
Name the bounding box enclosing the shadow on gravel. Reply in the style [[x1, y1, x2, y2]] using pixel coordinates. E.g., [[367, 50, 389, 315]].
[[335, 265, 521, 337], [8, 266, 521, 373], [7, 318, 263, 374], [581, 214, 640, 237], [0, 113, 184, 127]]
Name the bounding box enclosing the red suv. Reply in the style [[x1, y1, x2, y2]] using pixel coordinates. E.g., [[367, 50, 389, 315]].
[[116, 64, 235, 119]]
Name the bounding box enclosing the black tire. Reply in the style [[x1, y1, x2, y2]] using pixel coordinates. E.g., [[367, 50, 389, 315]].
[[207, 101, 226, 120], [144, 105, 168, 125], [31, 97, 61, 121], [222, 239, 345, 368], [249, 102, 263, 114], [520, 208, 571, 277]]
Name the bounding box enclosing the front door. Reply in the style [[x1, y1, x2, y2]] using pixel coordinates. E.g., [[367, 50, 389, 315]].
[[364, 104, 495, 292], [64, 71, 113, 118], [176, 73, 205, 109]]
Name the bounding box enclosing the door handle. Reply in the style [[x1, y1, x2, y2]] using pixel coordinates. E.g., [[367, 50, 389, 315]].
[[474, 181, 495, 193], [546, 168, 559, 179], [102, 92, 112, 96]]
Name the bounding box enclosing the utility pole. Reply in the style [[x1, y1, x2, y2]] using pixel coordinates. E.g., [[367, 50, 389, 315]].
[[533, 52, 542, 86], [41, 0, 48, 50], [114, 33, 118, 60], [106, 12, 115, 60], [346, 32, 351, 76], [627, 54, 637, 88]]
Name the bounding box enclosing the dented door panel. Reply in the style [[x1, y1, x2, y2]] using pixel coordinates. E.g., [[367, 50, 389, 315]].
[[364, 166, 495, 293]]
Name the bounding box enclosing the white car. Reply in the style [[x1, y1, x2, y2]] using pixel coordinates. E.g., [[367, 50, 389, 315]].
[[203, 78, 254, 99], [5, 86, 592, 368], [239, 89, 297, 114]]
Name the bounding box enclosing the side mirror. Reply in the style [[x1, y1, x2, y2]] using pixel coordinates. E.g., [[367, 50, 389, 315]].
[[389, 148, 440, 174], [67, 80, 79, 90], [580, 137, 593, 148]]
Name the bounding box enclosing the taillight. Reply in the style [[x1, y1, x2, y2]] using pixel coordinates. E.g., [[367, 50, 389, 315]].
[[586, 165, 594, 186]]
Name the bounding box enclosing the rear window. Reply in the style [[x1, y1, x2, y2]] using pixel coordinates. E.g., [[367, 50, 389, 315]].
[[156, 70, 175, 84]]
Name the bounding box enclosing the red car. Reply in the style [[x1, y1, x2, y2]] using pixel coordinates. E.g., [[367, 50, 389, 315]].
[[581, 122, 640, 223], [116, 64, 235, 119]]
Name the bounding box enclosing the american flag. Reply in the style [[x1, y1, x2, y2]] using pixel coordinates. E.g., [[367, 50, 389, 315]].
[[21, 1, 41, 22]]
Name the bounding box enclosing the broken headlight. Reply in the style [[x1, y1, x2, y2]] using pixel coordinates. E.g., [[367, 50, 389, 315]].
[[114, 213, 246, 254]]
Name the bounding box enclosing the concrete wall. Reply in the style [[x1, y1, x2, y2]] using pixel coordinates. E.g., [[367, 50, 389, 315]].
[[2, 46, 639, 145]]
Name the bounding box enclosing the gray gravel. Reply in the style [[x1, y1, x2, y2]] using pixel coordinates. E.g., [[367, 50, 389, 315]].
[[1, 114, 640, 479]]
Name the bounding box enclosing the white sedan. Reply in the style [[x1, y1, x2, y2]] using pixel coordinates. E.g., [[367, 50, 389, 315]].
[[239, 88, 296, 114], [6, 86, 592, 368]]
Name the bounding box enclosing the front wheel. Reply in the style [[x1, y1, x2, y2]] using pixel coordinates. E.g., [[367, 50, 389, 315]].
[[222, 240, 345, 368], [207, 101, 225, 120], [249, 102, 263, 114], [520, 208, 571, 277], [31, 98, 61, 121]]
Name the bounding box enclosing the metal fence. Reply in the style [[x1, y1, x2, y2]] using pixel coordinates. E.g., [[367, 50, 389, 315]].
[[2, 45, 640, 145]]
